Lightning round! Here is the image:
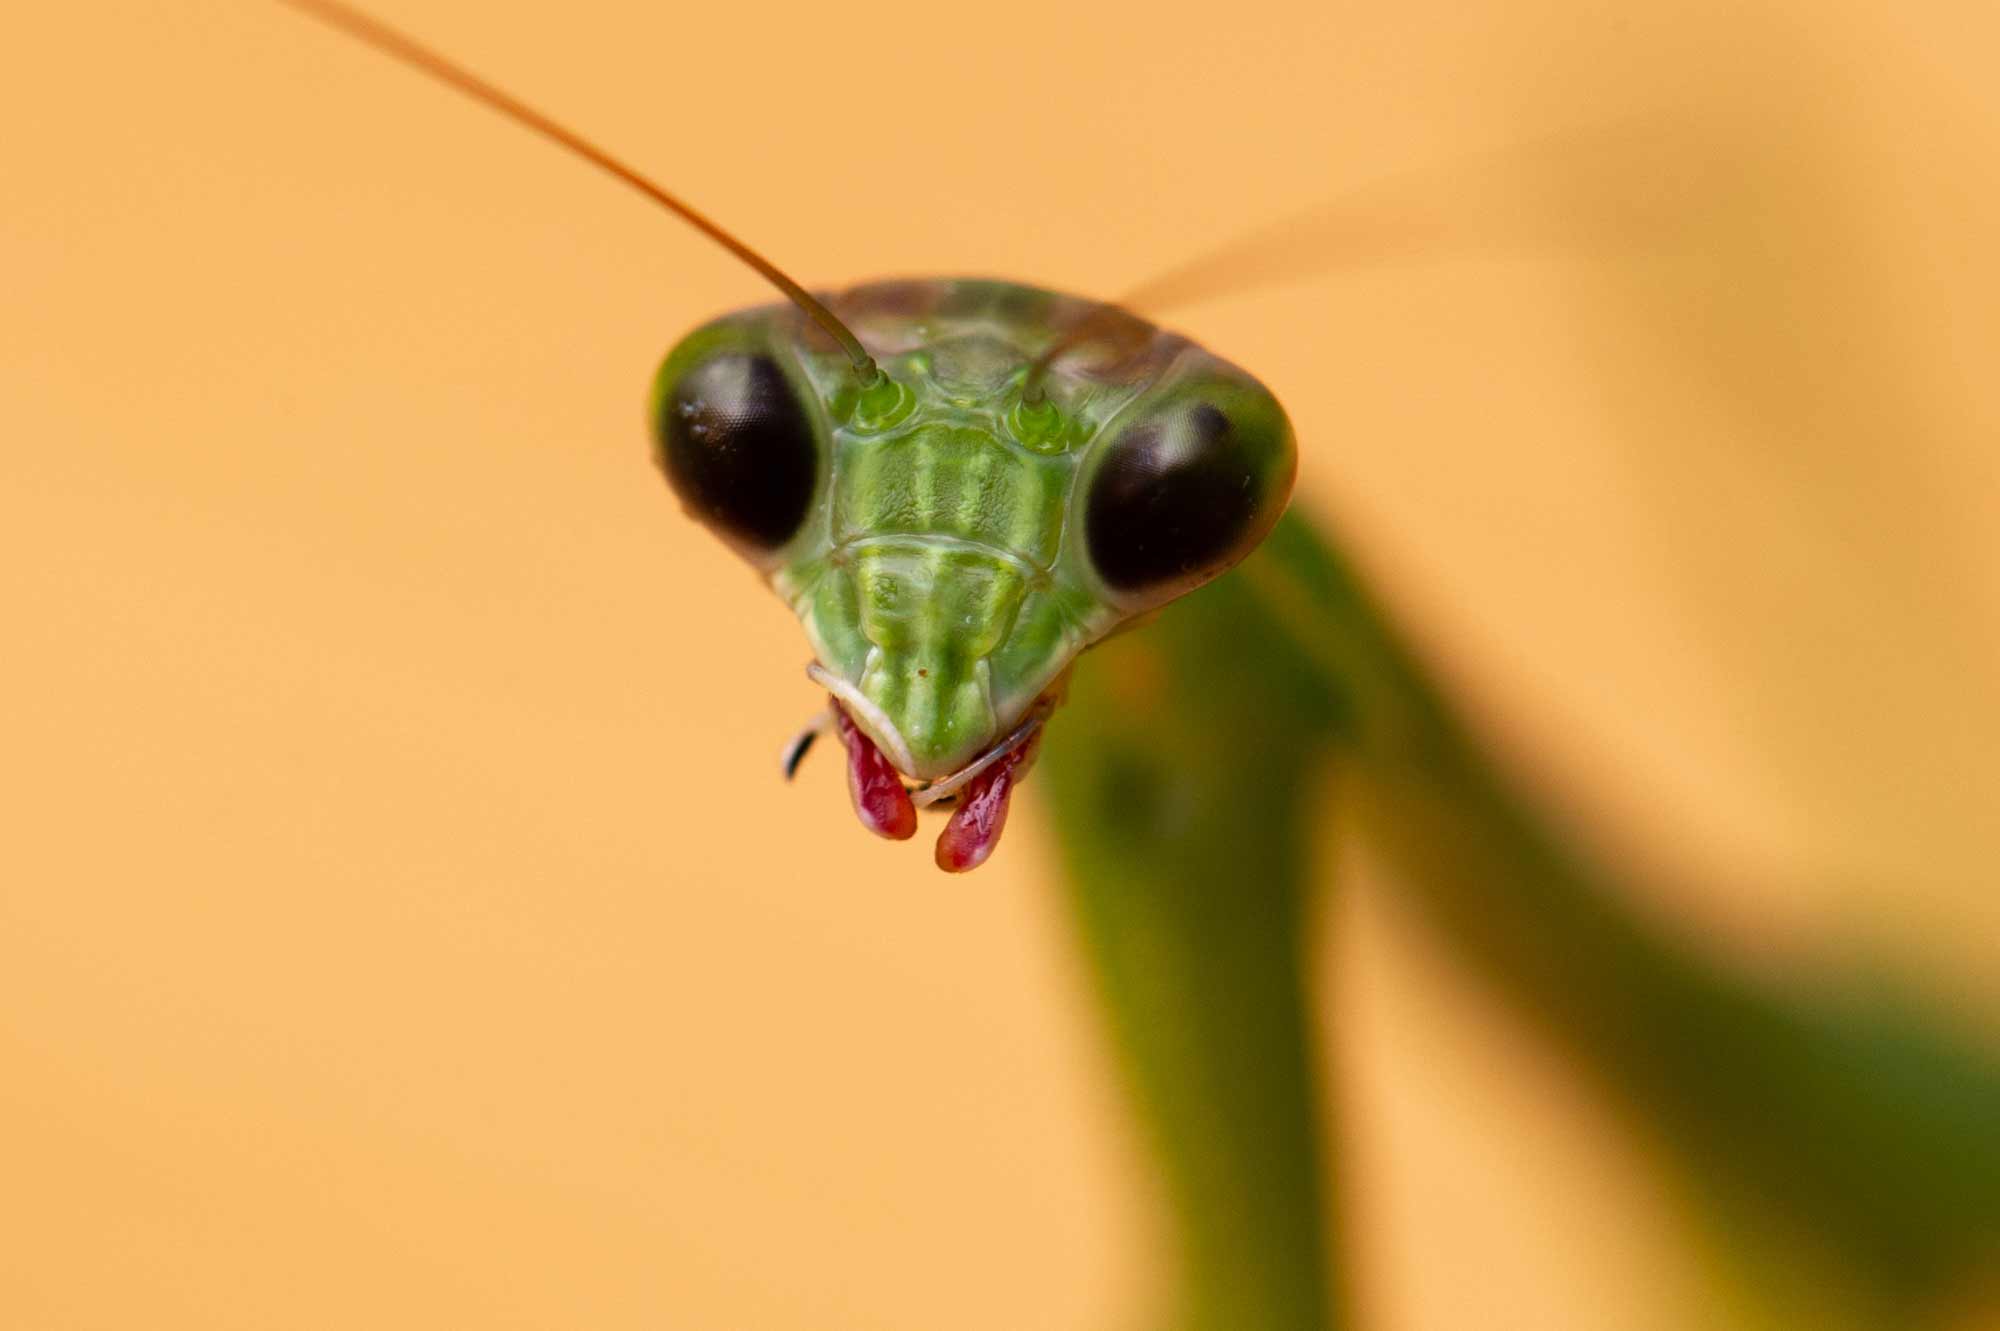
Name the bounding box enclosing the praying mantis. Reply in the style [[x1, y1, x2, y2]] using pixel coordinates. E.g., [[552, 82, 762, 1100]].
[[276, 0, 1294, 875], [268, 3, 2000, 1326]]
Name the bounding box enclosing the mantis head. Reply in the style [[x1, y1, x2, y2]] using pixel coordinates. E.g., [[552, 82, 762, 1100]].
[[653, 279, 1296, 870]]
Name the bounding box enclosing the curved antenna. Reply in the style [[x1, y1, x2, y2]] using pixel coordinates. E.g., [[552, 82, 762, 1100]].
[[1022, 118, 1682, 402], [274, 0, 881, 383]]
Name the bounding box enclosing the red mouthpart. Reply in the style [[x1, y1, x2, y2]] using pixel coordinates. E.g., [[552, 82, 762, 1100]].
[[934, 730, 1040, 874], [831, 703, 917, 841]]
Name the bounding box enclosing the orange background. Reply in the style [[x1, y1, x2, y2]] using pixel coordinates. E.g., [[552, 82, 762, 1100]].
[[5, 1, 1997, 1327]]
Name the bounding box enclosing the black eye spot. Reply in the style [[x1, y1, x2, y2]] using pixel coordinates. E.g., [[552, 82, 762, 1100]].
[[1085, 403, 1259, 594], [656, 353, 818, 551]]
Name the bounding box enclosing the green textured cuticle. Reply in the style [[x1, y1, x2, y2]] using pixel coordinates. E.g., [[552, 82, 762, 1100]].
[[851, 372, 917, 432], [1007, 394, 1066, 453]]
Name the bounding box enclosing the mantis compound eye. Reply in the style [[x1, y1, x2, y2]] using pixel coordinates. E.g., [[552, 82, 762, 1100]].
[[654, 352, 819, 553], [1082, 399, 1292, 603]]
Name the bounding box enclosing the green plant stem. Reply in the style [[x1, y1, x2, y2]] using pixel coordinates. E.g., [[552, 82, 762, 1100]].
[[1041, 544, 1346, 1331], [1040, 509, 2000, 1326]]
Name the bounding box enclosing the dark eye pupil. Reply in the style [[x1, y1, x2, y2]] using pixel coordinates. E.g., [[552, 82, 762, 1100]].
[[656, 353, 818, 551], [1085, 403, 1259, 593]]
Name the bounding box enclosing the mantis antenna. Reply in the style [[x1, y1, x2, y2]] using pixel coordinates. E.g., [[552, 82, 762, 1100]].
[[1019, 118, 1677, 403], [273, 0, 883, 384]]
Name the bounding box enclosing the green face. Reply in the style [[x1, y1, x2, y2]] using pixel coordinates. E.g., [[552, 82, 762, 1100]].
[[651, 278, 1297, 784]]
